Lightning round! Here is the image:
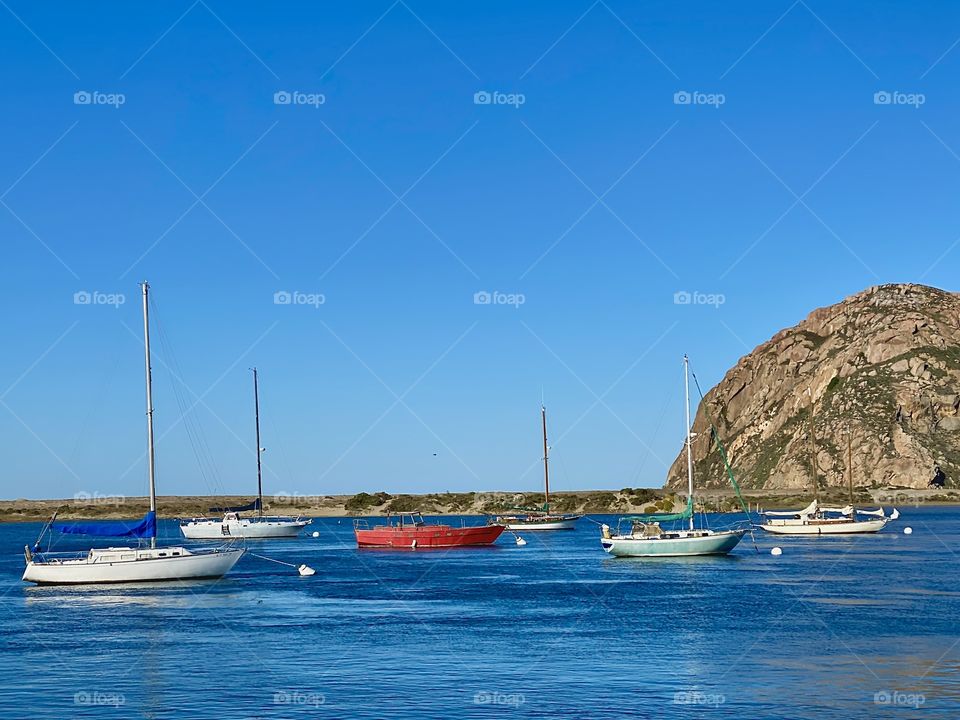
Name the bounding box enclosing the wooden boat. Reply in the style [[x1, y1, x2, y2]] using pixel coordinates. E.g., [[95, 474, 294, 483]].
[[492, 406, 581, 530], [354, 512, 505, 549]]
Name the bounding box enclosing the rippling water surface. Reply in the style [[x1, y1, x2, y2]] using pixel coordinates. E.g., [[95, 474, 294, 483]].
[[2, 509, 959, 718]]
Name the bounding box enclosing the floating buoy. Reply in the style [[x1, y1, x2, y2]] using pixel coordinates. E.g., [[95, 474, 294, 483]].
[[312, 531, 320, 538], [904, 527, 913, 535], [771, 547, 783, 556], [515, 536, 527, 546], [297, 564, 316, 576]]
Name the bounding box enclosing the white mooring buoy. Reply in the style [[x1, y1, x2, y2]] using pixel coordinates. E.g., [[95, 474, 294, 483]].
[[516, 536, 527, 546], [298, 564, 316, 576], [904, 527, 913, 535], [771, 547, 783, 556], [312, 531, 320, 538]]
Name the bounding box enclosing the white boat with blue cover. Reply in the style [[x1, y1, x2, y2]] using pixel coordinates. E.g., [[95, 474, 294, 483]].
[[600, 355, 747, 558], [22, 282, 244, 585]]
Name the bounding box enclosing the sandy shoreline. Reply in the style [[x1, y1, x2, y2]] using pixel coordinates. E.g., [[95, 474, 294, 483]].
[[1, 486, 956, 522]]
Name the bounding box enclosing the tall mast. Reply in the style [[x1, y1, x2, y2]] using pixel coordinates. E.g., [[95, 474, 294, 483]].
[[541, 405, 550, 511], [683, 355, 694, 532], [846, 425, 854, 506], [807, 389, 820, 505], [141, 282, 157, 549], [253, 367, 263, 518]]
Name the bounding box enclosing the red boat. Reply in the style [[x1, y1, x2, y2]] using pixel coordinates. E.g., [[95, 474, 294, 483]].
[[353, 512, 505, 549]]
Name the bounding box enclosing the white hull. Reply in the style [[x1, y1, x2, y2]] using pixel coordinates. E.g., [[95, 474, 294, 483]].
[[760, 518, 888, 535], [180, 516, 309, 539], [497, 515, 581, 531], [601, 529, 746, 557], [22, 546, 244, 585]]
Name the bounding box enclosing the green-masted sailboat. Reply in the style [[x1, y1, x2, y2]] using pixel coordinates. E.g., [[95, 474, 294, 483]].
[[600, 355, 747, 557]]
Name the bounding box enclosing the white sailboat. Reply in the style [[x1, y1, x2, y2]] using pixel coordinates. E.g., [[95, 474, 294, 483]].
[[180, 368, 310, 539], [600, 356, 747, 557], [23, 282, 244, 585], [759, 412, 898, 536], [492, 406, 581, 530]]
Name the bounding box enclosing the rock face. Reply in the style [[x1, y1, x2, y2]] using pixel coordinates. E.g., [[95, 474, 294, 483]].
[[666, 284, 960, 491]]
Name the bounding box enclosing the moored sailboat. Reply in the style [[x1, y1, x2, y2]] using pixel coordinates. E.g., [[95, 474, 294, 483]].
[[180, 368, 310, 539], [600, 356, 747, 558], [492, 406, 581, 530], [759, 409, 898, 536], [354, 512, 505, 549], [22, 282, 244, 585]]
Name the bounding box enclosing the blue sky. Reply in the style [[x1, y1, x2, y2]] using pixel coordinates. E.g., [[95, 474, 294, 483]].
[[2, 1, 959, 499]]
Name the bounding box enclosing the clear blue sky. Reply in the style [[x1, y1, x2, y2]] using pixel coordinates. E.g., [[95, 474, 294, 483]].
[[2, 1, 959, 499]]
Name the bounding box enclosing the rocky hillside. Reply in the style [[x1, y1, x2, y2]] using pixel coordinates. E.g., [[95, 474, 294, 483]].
[[667, 284, 960, 491]]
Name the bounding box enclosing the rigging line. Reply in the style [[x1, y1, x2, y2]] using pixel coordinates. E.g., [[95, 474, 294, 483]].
[[149, 295, 224, 497], [630, 376, 675, 486]]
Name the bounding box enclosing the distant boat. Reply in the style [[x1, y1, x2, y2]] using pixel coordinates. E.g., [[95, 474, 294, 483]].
[[492, 406, 582, 530], [758, 395, 898, 536], [600, 355, 747, 558], [22, 282, 244, 585], [180, 367, 310, 540], [354, 512, 505, 549]]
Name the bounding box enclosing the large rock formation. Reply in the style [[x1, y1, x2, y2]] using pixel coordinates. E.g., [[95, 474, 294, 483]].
[[667, 284, 960, 491]]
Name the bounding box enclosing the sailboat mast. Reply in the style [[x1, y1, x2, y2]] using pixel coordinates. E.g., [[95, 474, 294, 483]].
[[683, 355, 694, 532], [846, 425, 854, 506], [253, 367, 264, 518], [541, 405, 550, 511], [141, 282, 157, 549], [807, 389, 820, 505]]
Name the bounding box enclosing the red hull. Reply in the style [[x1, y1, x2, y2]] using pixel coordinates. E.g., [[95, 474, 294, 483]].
[[355, 523, 505, 548]]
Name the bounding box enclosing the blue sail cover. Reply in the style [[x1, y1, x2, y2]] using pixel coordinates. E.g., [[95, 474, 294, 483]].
[[55, 511, 157, 539]]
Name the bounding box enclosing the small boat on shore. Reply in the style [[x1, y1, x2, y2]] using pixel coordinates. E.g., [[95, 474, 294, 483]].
[[354, 512, 505, 549], [492, 406, 581, 531]]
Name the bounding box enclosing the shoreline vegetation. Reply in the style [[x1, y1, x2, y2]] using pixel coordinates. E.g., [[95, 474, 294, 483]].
[[1, 486, 956, 522]]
